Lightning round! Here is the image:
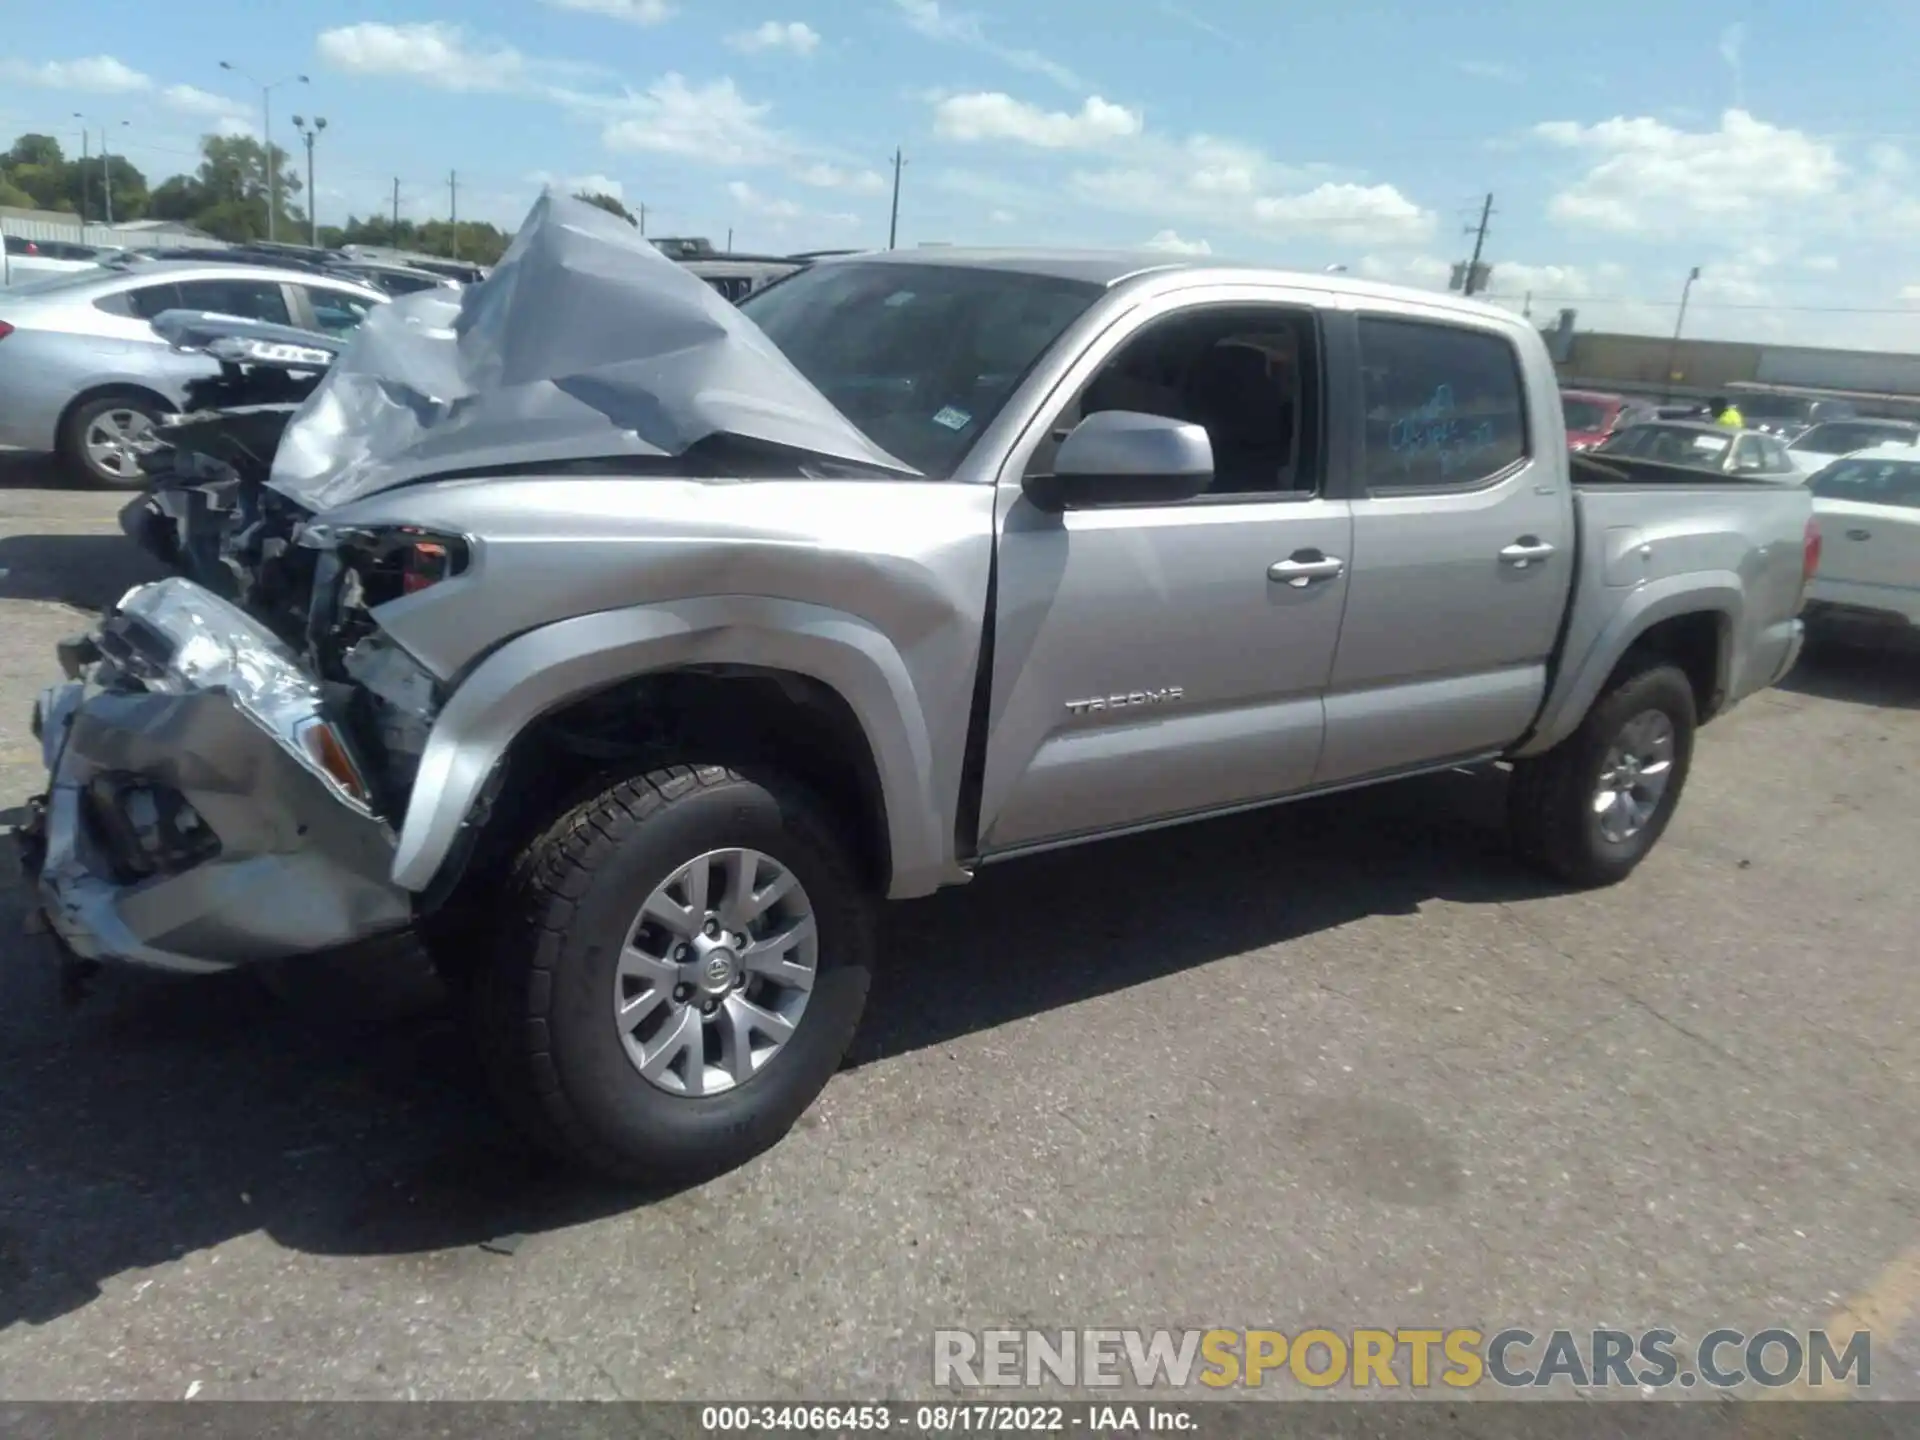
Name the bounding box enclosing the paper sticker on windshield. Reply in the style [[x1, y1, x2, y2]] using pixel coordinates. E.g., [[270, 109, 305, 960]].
[[932, 406, 973, 432]]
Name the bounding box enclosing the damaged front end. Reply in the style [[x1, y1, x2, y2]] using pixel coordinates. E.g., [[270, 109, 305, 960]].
[[19, 535, 451, 972]]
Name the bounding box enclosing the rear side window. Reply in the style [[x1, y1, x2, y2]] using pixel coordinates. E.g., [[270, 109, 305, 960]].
[[173, 278, 292, 325], [119, 282, 186, 319], [1358, 317, 1528, 491]]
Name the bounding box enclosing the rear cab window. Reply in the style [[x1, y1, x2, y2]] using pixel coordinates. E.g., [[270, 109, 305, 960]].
[[1357, 316, 1528, 491]]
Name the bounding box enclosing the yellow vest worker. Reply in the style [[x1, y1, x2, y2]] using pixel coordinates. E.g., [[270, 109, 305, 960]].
[[1708, 396, 1744, 427]]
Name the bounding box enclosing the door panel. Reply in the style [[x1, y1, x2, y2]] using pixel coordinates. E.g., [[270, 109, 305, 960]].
[[1315, 314, 1573, 786], [978, 496, 1352, 852]]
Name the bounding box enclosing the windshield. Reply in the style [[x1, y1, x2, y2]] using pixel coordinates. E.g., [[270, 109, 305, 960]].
[[739, 261, 1102, 476], [1562, 398, 1614, 432], [1791, 421, 1920, 455], [1809, 456, 1920, 507], [1600, 425, 1731, 468]]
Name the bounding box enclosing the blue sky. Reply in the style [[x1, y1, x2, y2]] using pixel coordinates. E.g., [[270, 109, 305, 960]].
[[6, 0, 1920, 349]]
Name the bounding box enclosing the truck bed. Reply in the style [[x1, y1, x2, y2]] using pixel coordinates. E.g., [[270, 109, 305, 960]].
[[1571, 452, 1805, 489]]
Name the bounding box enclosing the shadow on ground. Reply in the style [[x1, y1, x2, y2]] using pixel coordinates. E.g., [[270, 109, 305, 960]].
[[0, 763, 1549, 1329], [0, 451, 60, 490], [1780, 633, 1920, 711]]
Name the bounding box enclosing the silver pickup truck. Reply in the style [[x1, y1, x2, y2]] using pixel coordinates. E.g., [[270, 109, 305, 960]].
[[19, 195, 1815, 1182]]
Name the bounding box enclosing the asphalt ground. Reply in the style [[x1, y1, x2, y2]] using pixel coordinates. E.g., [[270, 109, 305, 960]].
[[3, 447, 1920, 1404]]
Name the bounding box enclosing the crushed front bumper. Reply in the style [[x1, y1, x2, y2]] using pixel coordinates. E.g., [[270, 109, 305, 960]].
[[22, 578, 413, 973]]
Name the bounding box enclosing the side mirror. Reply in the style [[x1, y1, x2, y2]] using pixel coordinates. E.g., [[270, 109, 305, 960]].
[[1022, 410, 1214, 512]]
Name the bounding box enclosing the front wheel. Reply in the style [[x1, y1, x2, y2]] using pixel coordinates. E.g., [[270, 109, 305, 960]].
[[474, 764, 876, 1184], [1508, 660, 1698, 888]]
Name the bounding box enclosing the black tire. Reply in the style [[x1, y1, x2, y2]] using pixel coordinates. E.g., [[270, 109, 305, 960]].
[[1508, 659, 1697, 888], [57, 392, 165, 490], [474, 763, 876, 1184]]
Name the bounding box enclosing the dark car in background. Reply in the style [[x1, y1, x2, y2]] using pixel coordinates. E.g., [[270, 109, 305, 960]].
[[1561, 389, 1659, 450], [1730, 391, 1857, 441]]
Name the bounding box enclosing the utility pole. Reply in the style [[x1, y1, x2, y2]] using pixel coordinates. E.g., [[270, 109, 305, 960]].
[[76, 124, 90, 224], [1461, 192, 1494, 296], [392, 177, 401, 236], [726, 227, 734, 252], [449, 170, 459, 258], [888, 146, 906, 250], [1663, 266, 1703, 401], [637, 202, 646, 236], [294, 116, 326, 246]]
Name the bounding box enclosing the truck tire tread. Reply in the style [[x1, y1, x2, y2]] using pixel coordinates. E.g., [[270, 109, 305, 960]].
[[1507, 659, 1697, 889], [474, 762, 874, 1184]]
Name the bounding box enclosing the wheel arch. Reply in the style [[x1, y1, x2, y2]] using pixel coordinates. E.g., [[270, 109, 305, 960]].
[[392, 596, 956, 904], [1513, 574, 1740, 758]]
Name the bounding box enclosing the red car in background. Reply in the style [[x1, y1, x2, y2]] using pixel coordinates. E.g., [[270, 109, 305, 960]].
[[1561, 389, 1659, 451]]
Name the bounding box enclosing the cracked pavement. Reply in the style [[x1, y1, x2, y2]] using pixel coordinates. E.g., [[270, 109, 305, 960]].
[[4, 449, 1920, 1400]]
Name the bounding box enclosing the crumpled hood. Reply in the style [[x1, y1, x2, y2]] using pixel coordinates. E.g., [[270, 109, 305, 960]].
[[268, 189, 917, 511]]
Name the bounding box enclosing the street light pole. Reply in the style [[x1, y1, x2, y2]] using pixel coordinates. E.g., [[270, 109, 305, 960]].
[[293, 116, 327, 246], [1664, 265, 1702, 402], [220, 62, 309, 242]]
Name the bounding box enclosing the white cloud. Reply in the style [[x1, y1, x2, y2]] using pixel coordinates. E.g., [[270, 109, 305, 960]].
[[161, 84, 251, 122], [1901, 284, 1920, 302], [1143, 229, 1210, 255], [728, 179, 802, 219], [892, 0, 1081, 90], [728, 21, 821, 55], [316, 22, 529, 92], [0, 54, 149, 93], [933, 93, 1142, 149], [531, 170, 625, 199], [989, 208, 1015, 224], [1249, 183, 1434, 244], [1718, 21, 1745, 106], [543, 0, 675, 23], [601, 75, 781, 164], [796, 162, 887, 194], [1534, 109, 1842, 235], [1158, 3, 1235, 42]]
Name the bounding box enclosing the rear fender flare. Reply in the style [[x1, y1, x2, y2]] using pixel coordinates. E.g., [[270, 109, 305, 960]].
[[1512, 573, 1741, 758], [390, 595, 950, 899]]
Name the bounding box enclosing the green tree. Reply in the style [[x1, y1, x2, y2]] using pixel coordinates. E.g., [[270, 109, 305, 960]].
[[178, 133, 303, 240], [148, 173, 206, 222], [574, 190, 635, 225], [0, 174, 35, 209]]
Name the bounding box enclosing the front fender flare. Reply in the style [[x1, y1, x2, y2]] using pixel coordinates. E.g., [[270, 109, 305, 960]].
[[1513, 572, 1741, 758], [389, 596, 952, 899]]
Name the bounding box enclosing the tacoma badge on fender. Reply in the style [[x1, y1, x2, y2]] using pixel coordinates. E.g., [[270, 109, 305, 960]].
[[1065, 686, 1186, 717]]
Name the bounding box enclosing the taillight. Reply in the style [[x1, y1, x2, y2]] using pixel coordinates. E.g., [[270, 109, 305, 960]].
[[1800, 518, 1822, 607], [0, 321, 13, 342]]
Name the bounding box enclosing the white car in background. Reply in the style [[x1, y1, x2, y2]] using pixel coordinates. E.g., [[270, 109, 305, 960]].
[[1803, 443, 1920, 636], [1785, 417, 1920, 477]]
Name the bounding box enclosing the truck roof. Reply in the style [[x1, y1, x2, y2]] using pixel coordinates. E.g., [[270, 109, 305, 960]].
[[812, 246, 1528, 320]]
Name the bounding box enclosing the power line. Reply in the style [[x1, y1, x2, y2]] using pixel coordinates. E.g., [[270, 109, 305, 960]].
[[1483, 292, 1920, 314]]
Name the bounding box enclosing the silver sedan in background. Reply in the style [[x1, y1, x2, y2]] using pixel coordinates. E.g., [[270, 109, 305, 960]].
[[0, 262, 385, 487]]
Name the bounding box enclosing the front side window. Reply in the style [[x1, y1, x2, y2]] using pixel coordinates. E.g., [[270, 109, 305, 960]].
[[173, 278, 292, 326], [739, 261, 1101, 476], [1792, 421, 1920, 456], [303, 285, 378, 334], [1358, 317, 1528, 491]]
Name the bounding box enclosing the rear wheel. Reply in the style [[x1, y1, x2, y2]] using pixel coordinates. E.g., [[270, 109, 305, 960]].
[[1508, 660, 1697, 888], [58, 393, 165, 489], [473, 764, 875, 1184]]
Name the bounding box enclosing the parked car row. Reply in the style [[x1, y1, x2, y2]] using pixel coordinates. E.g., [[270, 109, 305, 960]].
[[0, 260, 387, 485]]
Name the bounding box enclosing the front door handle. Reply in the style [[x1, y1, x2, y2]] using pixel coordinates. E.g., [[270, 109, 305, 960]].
[[1269, 552, 1346, 587], [1846, 528, 1872, 541], [1500, 538, 1557, 568]]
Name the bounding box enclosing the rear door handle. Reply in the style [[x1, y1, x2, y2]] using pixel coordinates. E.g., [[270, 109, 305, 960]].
[[1846, 528, 1872, 541], [1269, 553, 1345, 587], [1500, 538, 1557, 568]]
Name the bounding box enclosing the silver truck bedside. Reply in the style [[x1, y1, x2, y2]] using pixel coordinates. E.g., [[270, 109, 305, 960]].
[[29, 578, 410, 973]]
